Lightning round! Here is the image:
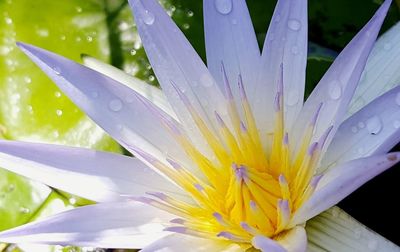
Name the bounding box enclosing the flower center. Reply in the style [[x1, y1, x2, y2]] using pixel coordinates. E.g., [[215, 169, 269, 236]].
[[133, 65, 330, 245]]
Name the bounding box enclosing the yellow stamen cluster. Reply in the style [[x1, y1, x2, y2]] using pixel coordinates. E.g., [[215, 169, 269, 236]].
[[136, 67, 329, 244]]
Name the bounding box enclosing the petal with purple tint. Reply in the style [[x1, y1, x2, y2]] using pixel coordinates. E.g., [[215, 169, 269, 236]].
[[291, 152, 400, 225], [0, 140, 187, 203], [322, 85, 400, 171], [17, 42, 194, 173], [203, 0, 260, 106], [128, 0, 229, 158], [254, 0, 308, 133], [276, 226, 307, 252], [0, 201, 174, 248], [291, 1, 391, 150], [142, 234, 244, 252], [252, 235, 286, 252], [82, 54, 176, 119], [348, 22, 400, 116], [307, 207, 399, 252]]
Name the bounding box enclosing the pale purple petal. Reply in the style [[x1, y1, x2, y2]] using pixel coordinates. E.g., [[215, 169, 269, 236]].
[[128, 0, 229, 158], [142, 234, 243, 252], [348, 22, 400, 116], [291, 1, 391, 150], [291, 152, 400, 225], [252, 236, 286, 252], [0, 201, 174, 248], [82, 54, 176, 118], [203, 0, 260, 106], [322, 85, 400, 171], [254, 0, 308, 133], [0, 140, 187, 203], [307, 207, 399, 251], [16, 42, 193, 170]]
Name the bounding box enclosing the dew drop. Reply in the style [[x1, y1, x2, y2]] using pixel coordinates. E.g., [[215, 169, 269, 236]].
[[109, 99, 123, 112], [383, 43, 392, 51], [56, 109, 63, 116], [91, 91, 99, 98], [231, 18, 237, 25], [7, 184, 15, 192], [358, 121, 365, 129], [5, 17, 12, 25], [187, 10, 194, 17], [53, 66, 61, 75], [55, 91, 61, 98], [130, 49, 137, 56], [395, 92, 400, 106], [24, 76, 31, 84], [286, 90, 300, 106], [142, 10, 155, 25], [288, 19, 301, 31], [366, 116, 382, 135], [357, 147, 364, 154], [200, 74, 214, 87], [214, 0, 233, 15], [351, 126, 358, 133], [291, 46, 299, 55], [19, 207, 30, 214], [69, 198, 77, 205], [148, 75, 155, 82], [86, 36, 93, 42], [182, 23, 190, 30], [328, 80, 342, 100], [393, 120, 400, 129]]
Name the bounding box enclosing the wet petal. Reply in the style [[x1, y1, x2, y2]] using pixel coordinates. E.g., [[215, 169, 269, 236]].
[[203, 0, 260, 105], [322, 85, 400, 171], [0, 140, 187, 203], [82, 54, 176, 119], [291, 152, 400, 225], [0, 201, 174, 248], [307, 207, 399, 252], [254, 0, 308, 132], [142, 234, 243, 252], [17, 42, 192, 170], [348, 22, 400, 116], [128, 0, 229, 158], [291, 1, 391, 149]]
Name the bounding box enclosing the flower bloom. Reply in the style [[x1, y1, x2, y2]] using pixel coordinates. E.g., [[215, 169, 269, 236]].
[[0, 0, 400, 251]]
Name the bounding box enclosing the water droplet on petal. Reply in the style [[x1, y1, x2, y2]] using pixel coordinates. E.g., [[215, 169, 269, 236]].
[[393, 120, 400, 129], [351, 126, 358, 133], [109, 99, 123, 112], [395, 92, 400, 106], [286, 90, 300, 106], [143, 10, 155, 25], [56, 109, 63, 116], [291, 46, 299, 55], [328, 80, 342, 100], [383, 43, 392, 51], [288, 19, 301, 31], [130, 49, 137, 55], [53, 66, 61, 75], [214, 0, 233, 15], [366, 116, 382, 135], [91, 91, 99, 98], [19, 207, 30, 214], [358, 122, 365, 129]]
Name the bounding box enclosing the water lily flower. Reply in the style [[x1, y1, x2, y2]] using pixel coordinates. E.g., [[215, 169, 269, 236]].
[[0, 0, 399, 251]]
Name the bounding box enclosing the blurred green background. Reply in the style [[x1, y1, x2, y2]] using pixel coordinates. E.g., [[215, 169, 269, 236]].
[[0, 0, 399, 251]]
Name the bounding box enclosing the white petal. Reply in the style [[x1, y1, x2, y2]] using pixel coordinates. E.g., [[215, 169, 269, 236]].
[[254, 0, 308, 133], [252, 236, 286, 252], [129, 0, 229, 158], [0, 201, 174, 248], [291, 1, 390, 150], [306, 207, 399, 252], [276, 226, 307, 252], [17, 42, 193, 172], [291, 153, 400, 225], [348, 22, 400, 116], [82, 54, 176, 119], [142, 234, 243, 252], [0, 140, 187, 203], [203, 0, 260, 107], [322, 85, 400, 171]]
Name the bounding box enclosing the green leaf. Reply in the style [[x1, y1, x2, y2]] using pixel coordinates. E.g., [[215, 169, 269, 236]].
[[0, 0, 121, 234]]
